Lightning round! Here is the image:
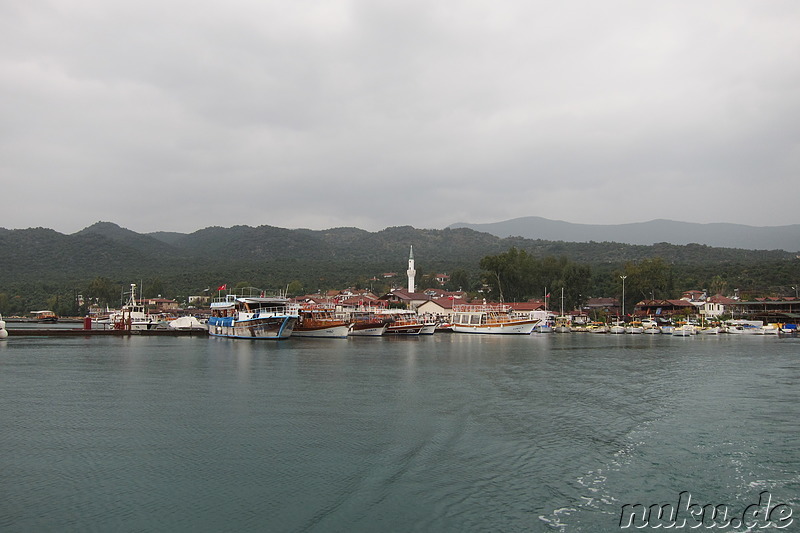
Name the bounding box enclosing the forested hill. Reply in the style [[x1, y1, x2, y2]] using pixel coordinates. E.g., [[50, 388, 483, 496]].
[[1, 222, 797, 306]]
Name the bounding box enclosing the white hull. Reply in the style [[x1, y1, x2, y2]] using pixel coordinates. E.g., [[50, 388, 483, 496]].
[[452, 321, 537, 335], [420, 323, 437, 335], [643, 327, 661, 334], [609, 325, 626, 334], [292, 324, 350, 338], [626, 326, 644, 334]]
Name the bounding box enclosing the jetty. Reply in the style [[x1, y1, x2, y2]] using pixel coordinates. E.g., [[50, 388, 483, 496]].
[[6, 328, 208, 337]]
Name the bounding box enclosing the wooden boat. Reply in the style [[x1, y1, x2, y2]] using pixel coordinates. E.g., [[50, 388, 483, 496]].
[[348, 311, 389, 336], [292, 306, 350, 338], [451, 304, 539, 335]]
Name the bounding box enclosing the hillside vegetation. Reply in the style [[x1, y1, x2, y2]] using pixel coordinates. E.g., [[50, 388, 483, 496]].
[[0, 222, 798, 315]]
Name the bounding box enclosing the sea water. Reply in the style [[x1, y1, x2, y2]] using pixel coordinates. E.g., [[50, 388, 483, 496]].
[[1, 333, 798, 532]]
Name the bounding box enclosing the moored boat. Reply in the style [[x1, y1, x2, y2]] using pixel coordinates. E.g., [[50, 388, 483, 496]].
[[348, 311, 389, 336], [609, 321, 626, 334], [30, 310, 59, 323], [0, 314, 7, 340], [95, 284, 161, 330], [625, 322, 644, 334], [208, 288, 298, 339], [451, 304, 539, 335], [292, 306, 350, 338]]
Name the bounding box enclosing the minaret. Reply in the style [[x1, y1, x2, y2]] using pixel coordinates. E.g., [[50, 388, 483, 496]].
[[406, 245, 416, 293]]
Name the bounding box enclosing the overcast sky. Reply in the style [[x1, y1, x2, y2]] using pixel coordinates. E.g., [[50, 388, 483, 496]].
[[2, 1, 799, 234]]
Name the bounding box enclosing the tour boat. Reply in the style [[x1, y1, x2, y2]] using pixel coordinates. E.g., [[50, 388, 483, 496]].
[[30, 310, 59, 323], [348, 311, 389, 336], [292, 306, 350, 338], [451, 304, 539, 335], [208, 288, 298, 339]]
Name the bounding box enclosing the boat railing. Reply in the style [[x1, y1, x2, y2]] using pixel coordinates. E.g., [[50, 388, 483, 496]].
[[452, 304, 511, 314]]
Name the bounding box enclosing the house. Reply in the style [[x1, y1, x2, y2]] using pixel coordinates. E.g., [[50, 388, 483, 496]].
[[379, 289, 431, 309], [699, 294, 737, 318], [417, 298, 456, 319]]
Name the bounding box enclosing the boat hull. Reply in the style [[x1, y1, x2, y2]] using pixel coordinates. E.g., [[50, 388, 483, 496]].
[[208, 316, 297, 339], [451, 320, 537, 335], [292, 324, 350, 338], [348, 323, 387, 336]]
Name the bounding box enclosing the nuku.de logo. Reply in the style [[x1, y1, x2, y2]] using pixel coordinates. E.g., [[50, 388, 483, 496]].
[[619, 491, 792, 529]]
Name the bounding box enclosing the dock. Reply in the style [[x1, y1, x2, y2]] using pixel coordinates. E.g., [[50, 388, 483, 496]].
[[6, 328, 208, 337]]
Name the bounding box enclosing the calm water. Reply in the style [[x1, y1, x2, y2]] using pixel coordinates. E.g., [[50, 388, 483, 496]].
[[1, 333, 798, 532]]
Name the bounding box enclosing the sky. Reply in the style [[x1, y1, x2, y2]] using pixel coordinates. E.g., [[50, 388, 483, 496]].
[[2, 1, 799, 235]]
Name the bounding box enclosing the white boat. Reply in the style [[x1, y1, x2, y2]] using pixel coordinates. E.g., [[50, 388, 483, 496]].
[[292, 306, 350, 338], [660, 325, 675, 335], [625, 322, 644, 334], [533, 323, 554, 333], [0, 314, 8, 340], [641, 319, 661, 334], [609, 321, 626, 334], [761, 324, 779, 335], [698, 326, 720, 335], [208, 288, 298, 339], [587, 323, 608, 333], [96, 284, 162, 330], [168, 316, 207, 330], [420, 322, 437, 335], [451, 304, 539, 334], [673, 324, 695, 336]]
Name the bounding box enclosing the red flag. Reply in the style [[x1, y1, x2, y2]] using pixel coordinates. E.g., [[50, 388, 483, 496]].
[[217, 284, 227, 291]]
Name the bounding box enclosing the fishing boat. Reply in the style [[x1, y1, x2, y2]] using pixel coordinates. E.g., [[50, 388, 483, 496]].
[[451, 304, 539, 335], [673, 324, 695, 336], [625, 321, 644, 334], [609, 320, 626, 334], [95, 284, 161, 330], [292, 305, 350, 338], [641, 319, 661, 334], [208, 288, 298, 339]]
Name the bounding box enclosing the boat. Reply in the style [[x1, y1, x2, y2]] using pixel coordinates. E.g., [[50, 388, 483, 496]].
[[698, 325, 720, 335], [95, 284, 162, 330], [384, 314, 425, 335], [208, 288, 298, 339], [0, 314, 7, 340], [609, 320, 626, 334], [761, 324, 780, 335], [419, 322, 438, 335], [673, 324, 695, 336], [533, 322, 554, 333], [625, 322, 644, 334], [451, 304, 539, 335], [641, 319, 661, 334], [348, 311, 389, 336], [167, 316, 207, 331], [553, 289, 571, 332], [587, 322, 608, 333], [30, 310, 58, 323], [292, 305, 350, 338], [660, 324, 675, 335]]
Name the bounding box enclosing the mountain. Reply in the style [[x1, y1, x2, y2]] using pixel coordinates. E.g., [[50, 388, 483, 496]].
[[448, 217, 800, 252]]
